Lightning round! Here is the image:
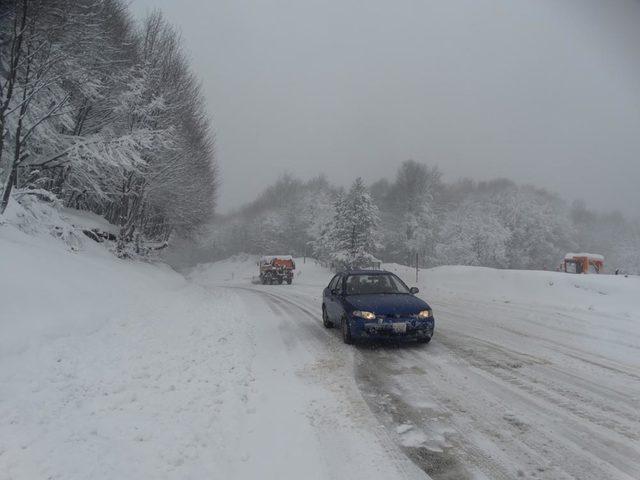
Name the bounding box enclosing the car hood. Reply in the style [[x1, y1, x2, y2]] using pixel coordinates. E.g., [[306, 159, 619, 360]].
[[344, 294, 431, 316]]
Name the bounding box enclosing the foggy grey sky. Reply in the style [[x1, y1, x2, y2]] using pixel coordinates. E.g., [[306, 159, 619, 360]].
[[132, 0, 640, 217]]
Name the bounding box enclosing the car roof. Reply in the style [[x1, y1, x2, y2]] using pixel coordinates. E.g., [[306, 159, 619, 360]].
[[338, 269, 391, 276]]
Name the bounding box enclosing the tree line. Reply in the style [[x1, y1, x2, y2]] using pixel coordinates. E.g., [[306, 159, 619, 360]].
[[0, 0, 217, 254], [205, 161, 640, 273]]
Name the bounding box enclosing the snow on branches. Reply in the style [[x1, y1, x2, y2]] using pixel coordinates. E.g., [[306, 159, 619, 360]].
[[203, 163, 638, 273], [325, 178, 381, 270], [0, 0, 218, 254]]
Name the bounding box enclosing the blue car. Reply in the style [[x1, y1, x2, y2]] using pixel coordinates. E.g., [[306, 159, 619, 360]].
[[322, 270, 435, 344]]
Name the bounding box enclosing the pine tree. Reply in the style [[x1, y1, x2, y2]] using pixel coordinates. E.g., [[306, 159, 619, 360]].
[[328, 178, 380, 269]]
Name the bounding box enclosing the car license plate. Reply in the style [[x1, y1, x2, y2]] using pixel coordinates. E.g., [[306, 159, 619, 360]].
[[392, 322, 407, 333]]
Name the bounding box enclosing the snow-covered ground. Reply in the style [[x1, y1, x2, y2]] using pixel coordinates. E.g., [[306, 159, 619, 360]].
[[0, 211, 425, 479], [378, 264, 640, 479], [192, 258, 640, 479], [2, 204, 639, 479]]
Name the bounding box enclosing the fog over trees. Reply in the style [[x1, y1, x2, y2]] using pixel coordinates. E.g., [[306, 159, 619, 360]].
[[205, 161, 640, 274], [1, 1, 637, 272], [0, 0, 217, 254]]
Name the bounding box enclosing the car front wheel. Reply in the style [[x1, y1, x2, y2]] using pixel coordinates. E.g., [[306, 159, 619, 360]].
[[341, 316, 353, 344], [322, 305, 333, 328]]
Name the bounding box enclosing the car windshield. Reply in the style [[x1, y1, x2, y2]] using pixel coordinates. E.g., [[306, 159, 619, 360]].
[[344, 274, 410, 295]]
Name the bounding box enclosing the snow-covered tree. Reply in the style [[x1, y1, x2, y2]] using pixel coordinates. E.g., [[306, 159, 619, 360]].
[[493, 185, 575, 269], [199, 166, 635, 274], [0, 1, 218, 254], [377, 161, 442, 266], [303, 187, 335, 261], [436, 201, 509, 267], [327, 178, 380, 269]]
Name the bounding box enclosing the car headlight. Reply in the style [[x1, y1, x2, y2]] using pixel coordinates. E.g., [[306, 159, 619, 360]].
[[417, 310, 432, 319], [352, 310, 376, 321]]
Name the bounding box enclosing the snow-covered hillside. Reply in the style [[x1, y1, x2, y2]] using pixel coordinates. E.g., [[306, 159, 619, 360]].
[[1, 212, 253, 479], [0, 216, 425, 479]]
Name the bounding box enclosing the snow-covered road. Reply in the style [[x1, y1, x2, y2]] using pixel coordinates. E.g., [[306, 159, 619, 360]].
[[218, 286, 427, 480], [191, 257, 640, 480]]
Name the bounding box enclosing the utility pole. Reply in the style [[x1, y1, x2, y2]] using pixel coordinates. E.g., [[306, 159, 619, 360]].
[[415, 252, 419, 283]]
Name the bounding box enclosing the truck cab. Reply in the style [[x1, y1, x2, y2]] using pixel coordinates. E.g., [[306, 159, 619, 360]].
[[258, 255, 296, 284]]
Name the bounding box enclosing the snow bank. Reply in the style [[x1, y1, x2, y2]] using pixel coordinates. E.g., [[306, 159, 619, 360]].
[[0, 206, 253, 479], [0, 206, 180, 357], [419, 265, 637, 317], [384, 263, 640, 366], [385, 263, 640, 318]]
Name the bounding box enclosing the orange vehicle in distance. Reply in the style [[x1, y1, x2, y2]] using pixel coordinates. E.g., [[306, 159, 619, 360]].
[[258, 255, 296, 284], [561, 253, 604, 274]]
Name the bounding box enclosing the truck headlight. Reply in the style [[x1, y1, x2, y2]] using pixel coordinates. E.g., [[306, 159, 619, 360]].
[[352, 310, 376, 320], [418, 310, 432, 319]]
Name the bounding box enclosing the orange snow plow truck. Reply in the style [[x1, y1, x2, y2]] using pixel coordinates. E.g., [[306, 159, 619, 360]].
[[258, 255, 296, 285]]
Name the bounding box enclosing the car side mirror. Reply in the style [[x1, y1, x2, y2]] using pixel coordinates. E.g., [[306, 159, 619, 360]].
[[331, 289, 339, 296], [410, 287, 419, 294]]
